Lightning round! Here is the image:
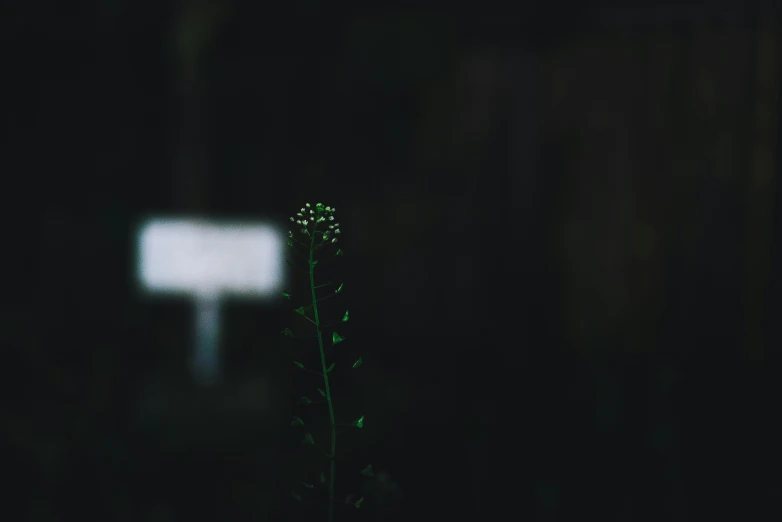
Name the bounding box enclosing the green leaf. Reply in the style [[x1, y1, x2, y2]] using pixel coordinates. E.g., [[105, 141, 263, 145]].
[[282, 292, 291, 299], [318, 388, 326, 397], [290, 416, 305, 427], [335, 249, 344, 256], [332, 332, 345, 345], [300, 481, 314, 489], [342, 310, 349, 322], [298, 396, 311, 405], [335, 282, 343, 294], [360, 464, 374, 477], [352, 357, 363, 369], [281, 328, 293, 337], [326, 363, 335, 373], [303, 433, 315, 445], [354, 497, 364, 508], [286, 241, 293, 247], [291, 492, 303, 502], [294, 306, 307, 316], [293, 361, 305, 370], [354, 415, 364, 429], [311, 259, 318, 266], [320, 472, 326, 484]]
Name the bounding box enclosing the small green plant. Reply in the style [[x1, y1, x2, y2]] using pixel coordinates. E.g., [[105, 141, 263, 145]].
[[282, 202, 366, 522]]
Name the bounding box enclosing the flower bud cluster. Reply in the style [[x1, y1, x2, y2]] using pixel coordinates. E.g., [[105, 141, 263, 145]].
[[288, 202, 341, 244]]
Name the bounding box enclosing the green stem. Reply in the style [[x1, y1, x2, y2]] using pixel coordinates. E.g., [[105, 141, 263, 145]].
[[310, 231, 337, 522]]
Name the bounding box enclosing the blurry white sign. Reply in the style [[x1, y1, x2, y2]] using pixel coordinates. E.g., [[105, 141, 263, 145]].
[[136, 217, 285, 384], [138, 218, 283, 298]]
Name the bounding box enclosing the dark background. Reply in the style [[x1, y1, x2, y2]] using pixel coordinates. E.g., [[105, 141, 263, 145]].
[[4, 1, 782, 521]]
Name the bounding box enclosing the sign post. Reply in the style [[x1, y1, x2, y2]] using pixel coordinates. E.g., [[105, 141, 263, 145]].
[[136, 218, 284, 384]]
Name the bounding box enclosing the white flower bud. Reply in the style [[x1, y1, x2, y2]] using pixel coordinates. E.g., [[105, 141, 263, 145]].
[[296, 220, 302, 224], [305, 203, 310, 208], [297, 212, 303, 217], [290, 217, 294, 222], [335, 229, 340, 234], [301, 208, 305, 212], [302, 220, 308, 226], [329, 216, 334, 221], [325, 206, 331, 212], [332, 238, 338, 243], [329, 225, 334, 229], [301, 228, 307, 234]]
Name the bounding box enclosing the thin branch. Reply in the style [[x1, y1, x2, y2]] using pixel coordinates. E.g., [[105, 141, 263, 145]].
[[315, 292, 338, 305], [298, 314, 317, 326], [289, 236, 309, 248]]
